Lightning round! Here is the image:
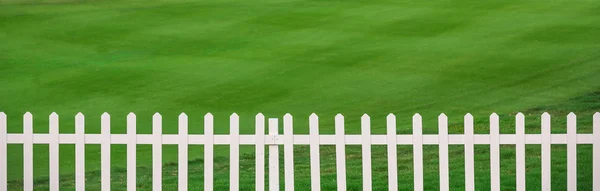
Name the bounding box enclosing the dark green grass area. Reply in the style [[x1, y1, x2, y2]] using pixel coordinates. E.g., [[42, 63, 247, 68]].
[[1, 0, 600, 190]]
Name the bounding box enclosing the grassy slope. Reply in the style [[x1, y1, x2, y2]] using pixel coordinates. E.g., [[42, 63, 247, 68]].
[[1, 0, 599, 189]]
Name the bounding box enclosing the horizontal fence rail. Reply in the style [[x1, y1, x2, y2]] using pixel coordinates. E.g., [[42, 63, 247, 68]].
[[0, 112, 599, 191]]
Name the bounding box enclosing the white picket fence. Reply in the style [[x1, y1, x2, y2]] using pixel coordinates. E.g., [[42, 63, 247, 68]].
[[0, 112, 599, 191]]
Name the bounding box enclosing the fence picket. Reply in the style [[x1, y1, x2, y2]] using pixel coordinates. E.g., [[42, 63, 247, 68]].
[[152, 113, 161, 191], [49, 113, 59, 191], [567, 113, 576, 191], [594, 112, 600, 191], [362, 114, 372, 191], [101, 113, 111, 191], [204, 113, 214, 191], [76, 113, 85, 191], [268, 118, 279, 191], [464, 114, 474, 191], [412, 114, 423, 191], [541, 112, 551, 191], [515, 113, 526, 191], [127, 113, 137, 191], [179, 113, 188, 191], [0, 112, 5, 191], [335, 114, 346, 191], [255, 114, 265, 191], [310, 114, 320, 191], [23, 112, 33, 191], [490, 113, 500, 191], [230, 114, 239, 191], [438, 114, 449, 191], [283, 114, 294, 191], [387, 114, 397, 191]]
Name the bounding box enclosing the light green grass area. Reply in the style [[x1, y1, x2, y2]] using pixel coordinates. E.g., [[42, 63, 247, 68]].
[[1, 0, 599, 190]]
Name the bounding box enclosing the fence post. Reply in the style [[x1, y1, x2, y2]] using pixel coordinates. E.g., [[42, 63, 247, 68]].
[[283, 114, 294, 191], [387, 114, 397, 191], [309, 114, 320, 191], [255, 114, 265, 191], [269, 118, 279, 191], [179, 113, 188, 191], [541, 113, 551, 191], [102, 113, 111, 191], [23, 112, 33, 191], [335, 114, 346, 191], [567, 113, 577, 191], [515, 113, 526, 191], [412, 114, 423, 191], [49, 113, 59, 191], [464, 114, 474, 191], [127, 113, 137, 191], [152, 113, 161, 191], [0, 112, 6, 191], [230, 114, 239, 191], [204, 113, 214, 191], [438, 114, 449, 191]]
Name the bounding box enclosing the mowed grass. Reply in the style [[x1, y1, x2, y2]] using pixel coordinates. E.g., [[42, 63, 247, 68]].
[[1, 0, 600, 190]]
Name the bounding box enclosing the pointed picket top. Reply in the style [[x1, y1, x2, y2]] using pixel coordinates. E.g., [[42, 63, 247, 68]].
[[464, 113, 473, 120], [387, 113, 396, 134], [49, 112, 59, 128], [255, 113, 264, 120], [439, 113, 447, 118], [230, 112, 239, 119], [335, 114, 344, 134], [102, 112, 110, 118], [153, 112, 161, 118], [75, 112, 85, 133], [387, 113, 395, 119], [24, 112, 32, 118], [309, 113, 318, 134], [490, 112, 499, 119], [413, 113, 422, 119], [283, 113, 293, 134], [438, 113, 447, 126], [361, 114, 371, 135], [542, 112, 551, 118], [361, 113, 370, 120], [516, 112, 524, 118], [127, 112, 136, 118], [179, 112, 188, 120], [1, 112, 6, 132], [230, 113, 238, 134], [567, 112, 576, 134], [541, 112, 551, 124]]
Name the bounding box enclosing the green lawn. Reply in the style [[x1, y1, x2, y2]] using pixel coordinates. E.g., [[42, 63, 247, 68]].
[[1, 0, 600, 190]]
